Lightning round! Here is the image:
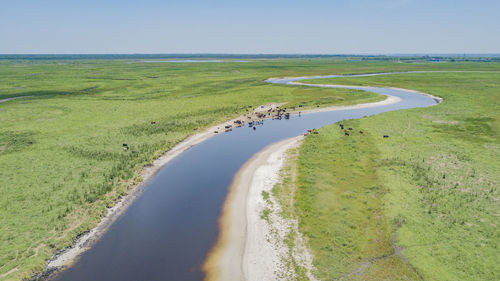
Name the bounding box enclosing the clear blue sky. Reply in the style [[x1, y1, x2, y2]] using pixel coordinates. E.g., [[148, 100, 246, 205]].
[[1, 0, 499, 54]]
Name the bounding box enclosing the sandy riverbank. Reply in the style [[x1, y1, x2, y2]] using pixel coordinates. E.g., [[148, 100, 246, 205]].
[[293, 90, 401, 114], [203, 136, 315, 281]]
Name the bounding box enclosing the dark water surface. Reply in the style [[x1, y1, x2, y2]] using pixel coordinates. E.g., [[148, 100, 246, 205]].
[[52, 75, 437, 281]]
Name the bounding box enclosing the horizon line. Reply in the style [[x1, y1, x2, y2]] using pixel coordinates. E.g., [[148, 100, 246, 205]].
[[1, 53, 500, 57]]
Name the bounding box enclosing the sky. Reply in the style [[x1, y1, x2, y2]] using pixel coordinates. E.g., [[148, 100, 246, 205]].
[[1, 0, 499, 54]]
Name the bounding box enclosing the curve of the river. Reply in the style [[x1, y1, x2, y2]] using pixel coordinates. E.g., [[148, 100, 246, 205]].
[[50, 73, 439, 281]]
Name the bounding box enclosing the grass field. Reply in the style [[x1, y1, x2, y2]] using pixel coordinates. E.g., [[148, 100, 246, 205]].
[[0, 58, 498, 280], [283, 71, 500, 280]]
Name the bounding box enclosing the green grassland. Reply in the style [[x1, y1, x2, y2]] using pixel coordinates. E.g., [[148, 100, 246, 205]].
[[0, 59, 498, 280], [289, 71, 500, 280]]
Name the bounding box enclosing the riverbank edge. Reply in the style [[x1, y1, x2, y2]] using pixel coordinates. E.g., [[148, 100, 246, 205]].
[[202, 137, 305, 281]]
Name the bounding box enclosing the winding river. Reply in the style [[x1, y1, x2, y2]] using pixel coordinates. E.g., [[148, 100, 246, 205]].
[[50, 73, 439, 281]]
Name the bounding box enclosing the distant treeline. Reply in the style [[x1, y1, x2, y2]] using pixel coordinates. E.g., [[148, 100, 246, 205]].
[[1, 53, 499, 62]]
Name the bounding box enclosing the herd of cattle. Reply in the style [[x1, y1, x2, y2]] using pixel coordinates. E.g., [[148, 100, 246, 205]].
[[123, 105, 390, 151], [338, 123, 362, 137], [338, 123, 389, 138], [213, 105, 295, 134], [215, 104, 391, 139]]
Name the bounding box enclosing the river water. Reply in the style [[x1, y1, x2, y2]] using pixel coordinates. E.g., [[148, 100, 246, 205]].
[[51, 74, 437, 281]]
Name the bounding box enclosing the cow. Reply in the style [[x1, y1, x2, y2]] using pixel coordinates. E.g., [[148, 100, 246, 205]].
[[214, 131, 219, 134], [383, 135, 389, 138], [151, 121, 156, 125], [359, 130, 363, 134], [193, 128, 198, 131], [348, 128, 353, 130], [345, 132, 350, 136]]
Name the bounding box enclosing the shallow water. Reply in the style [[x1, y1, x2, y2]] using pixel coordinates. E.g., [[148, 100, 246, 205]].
[[52, 74, 437, 281]]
